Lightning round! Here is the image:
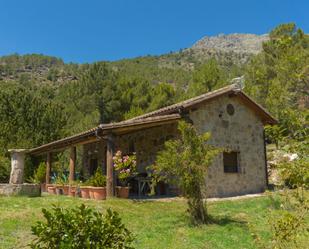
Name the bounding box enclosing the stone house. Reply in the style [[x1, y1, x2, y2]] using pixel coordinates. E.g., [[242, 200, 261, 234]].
[[13, 84, 276, 198]]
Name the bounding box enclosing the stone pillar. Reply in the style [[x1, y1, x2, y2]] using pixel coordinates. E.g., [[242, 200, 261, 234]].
[[106, 134, 115, 197], [8, 149, 28, 184], [69, 146, 76, 183]]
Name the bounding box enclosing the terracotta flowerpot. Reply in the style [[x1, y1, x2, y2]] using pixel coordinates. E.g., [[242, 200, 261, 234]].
[[80, 186, 90, 199], [55, 186, 63, 195], [91, 187, 106, 200], [46, 184, 54, 189], [62, 185, 69, 195], [69, 186, 76, 197], [47, 186, 56, 194], [89, 188, 94, 199], [116, 186, 130, 198]]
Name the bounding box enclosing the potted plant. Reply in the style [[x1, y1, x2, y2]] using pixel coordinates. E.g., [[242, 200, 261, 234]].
[[113, 151, 137, 198], [68, 181, 78, 197], [80, 180, 91, 199], [89, 169, 107, 200], [55, 175, 69, 195], [28, 162, 47, 192], [47, 185, 56, 194], [30, 162, 46, 192]]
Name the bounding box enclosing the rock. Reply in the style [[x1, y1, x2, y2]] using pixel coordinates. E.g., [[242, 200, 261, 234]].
[[191, 33, 269, 54]]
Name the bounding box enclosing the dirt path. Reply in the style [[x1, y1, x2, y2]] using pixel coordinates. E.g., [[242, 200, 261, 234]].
[[135, 192, 265, 202]]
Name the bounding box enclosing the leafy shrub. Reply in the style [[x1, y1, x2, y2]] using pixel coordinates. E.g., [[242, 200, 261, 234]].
[[30, 162, 46, 184], [0, 155, 10, 183], [270, 208, 308, 249], [90, 168, 106, 187], [54, 173, 69, 185], [31, 204, 134, 249], [277, 139, 309, 189], [278, 158, 309, 189], [251, 139, 309, 249]]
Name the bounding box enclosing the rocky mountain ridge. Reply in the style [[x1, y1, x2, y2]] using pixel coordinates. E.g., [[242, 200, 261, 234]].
[[191, 33, 269, 54], [0, 33, 269, 84]]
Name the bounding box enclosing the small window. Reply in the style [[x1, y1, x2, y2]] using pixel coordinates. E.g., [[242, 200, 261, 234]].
[[226, 104, 235, 116], [223, 152, 239, 173]]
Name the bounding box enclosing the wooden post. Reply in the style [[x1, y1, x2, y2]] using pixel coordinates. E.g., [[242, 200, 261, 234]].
[[46, 152, 51, 184], [69, 146, 76, 183], [106, 134, 115, 197]]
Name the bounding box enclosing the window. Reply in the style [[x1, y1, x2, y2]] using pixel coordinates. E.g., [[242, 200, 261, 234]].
[[226, 104, 235, 116], [223, 151, 239, 173]]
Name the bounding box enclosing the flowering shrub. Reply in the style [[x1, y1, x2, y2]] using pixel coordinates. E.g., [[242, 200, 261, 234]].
[[113, 151, 137, 186]]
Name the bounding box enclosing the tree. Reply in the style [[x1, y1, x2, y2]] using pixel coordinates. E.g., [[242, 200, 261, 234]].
[[245, 23, 309, 141], [188, 59, 224, 97], [0, 83, 66, 154], [148, 82, 176, 111], [151, 121, 220, 224]]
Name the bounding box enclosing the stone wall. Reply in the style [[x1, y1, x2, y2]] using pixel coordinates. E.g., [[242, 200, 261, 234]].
[[0, 184, 41, 197], [115, 123, 179, 173], [189, 95, 267, 197], [82, 140, 106, 178], [82, 123, 179, 176]]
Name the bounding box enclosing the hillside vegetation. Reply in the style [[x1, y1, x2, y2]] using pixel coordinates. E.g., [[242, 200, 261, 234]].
[[0, 23, 308, 182]]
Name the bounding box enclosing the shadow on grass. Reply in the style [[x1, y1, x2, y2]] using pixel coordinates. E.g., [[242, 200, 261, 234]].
[[207, 214, 248, 228]]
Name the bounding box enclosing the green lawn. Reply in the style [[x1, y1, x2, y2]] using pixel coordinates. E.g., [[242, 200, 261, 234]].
[[0, 194, 275, 249]]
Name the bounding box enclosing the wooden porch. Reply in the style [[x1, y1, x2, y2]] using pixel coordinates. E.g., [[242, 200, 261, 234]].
[[27, 114, 181, 197]]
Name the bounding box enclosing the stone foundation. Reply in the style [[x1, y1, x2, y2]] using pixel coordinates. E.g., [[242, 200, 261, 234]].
[[0, 184, 41, 197]]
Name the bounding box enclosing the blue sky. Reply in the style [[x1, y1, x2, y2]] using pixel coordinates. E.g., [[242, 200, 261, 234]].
[[0, 0, 308, 63]]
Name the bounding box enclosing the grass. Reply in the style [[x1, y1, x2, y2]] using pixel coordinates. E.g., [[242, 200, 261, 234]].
[[0, 194, 280, 249]]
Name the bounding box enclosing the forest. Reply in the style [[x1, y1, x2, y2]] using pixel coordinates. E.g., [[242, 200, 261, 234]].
[[0, 23, 308, 182]]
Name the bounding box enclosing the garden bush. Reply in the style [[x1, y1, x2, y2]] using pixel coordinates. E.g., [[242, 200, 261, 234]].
[[0, 155, 10, 183], [90, 168, 107, 187], [30, 162, 46, 184], [31, 204, 134, 249]]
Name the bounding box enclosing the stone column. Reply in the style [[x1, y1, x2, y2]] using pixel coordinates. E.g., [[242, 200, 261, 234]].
[[46, 152, 52, 184], [69, 146, 76, 183], [8, 149, 28, 184], [106, 134, 115, 197]]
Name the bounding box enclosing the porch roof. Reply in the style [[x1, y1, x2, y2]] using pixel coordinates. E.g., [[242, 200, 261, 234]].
[[28, 114, 181, 155]]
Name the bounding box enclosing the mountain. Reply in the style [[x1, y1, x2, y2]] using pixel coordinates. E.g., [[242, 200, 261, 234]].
[[191, 33, 269, 54], [0, 33, 268, 85]]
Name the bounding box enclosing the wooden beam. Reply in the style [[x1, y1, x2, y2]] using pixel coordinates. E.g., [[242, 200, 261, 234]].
[[106, 134, 115, 197], [69, 146, 76, 183], [30, 136, 99, 156], [46, 152, 51, 184]]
